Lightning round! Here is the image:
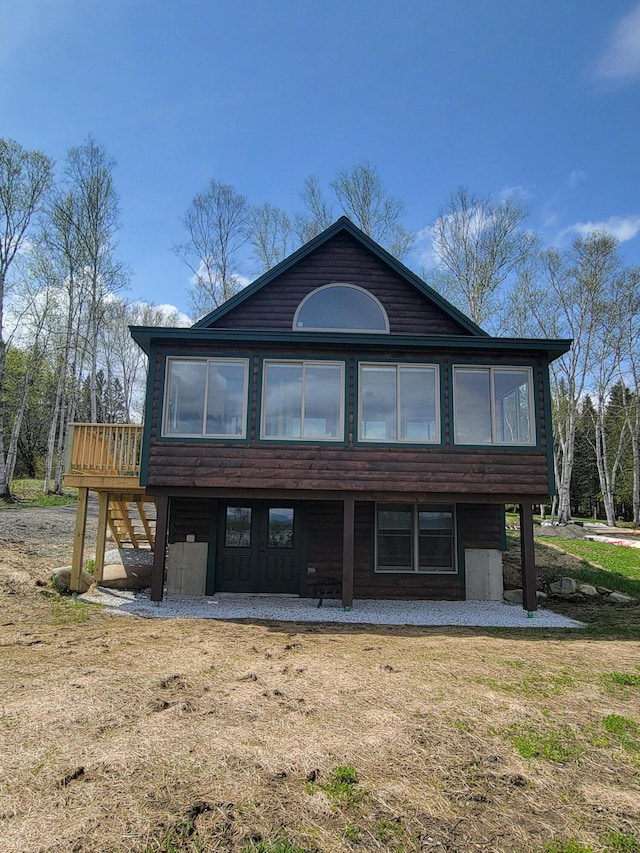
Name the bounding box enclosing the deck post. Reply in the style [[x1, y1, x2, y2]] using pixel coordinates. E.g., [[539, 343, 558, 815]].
[[151, 495, 169, 602], [70, 487, 89, 592], [94, 491, 109, 583], [519, 503, 537, 613], [342, 499, 355, 609]]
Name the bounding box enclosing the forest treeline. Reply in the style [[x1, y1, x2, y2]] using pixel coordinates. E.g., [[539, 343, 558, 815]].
[[1, 136, 639, 525]]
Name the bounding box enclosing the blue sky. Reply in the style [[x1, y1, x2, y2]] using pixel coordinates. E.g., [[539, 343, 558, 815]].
[[2, 0, 640, 319]]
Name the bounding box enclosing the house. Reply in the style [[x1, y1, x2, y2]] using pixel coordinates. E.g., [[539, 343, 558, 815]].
[[67, 217, 569, 611]]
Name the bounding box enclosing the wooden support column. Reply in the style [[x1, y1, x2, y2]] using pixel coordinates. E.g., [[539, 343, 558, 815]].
[[151, 495, 169, 602], [70, 487, 89, 592], [519, 503, 537, 613], [94, 491, 109, 583], [342, 499, 355, 609]]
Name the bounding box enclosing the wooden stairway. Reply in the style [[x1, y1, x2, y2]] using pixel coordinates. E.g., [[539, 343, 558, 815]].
[[107, 499, 156, 549]]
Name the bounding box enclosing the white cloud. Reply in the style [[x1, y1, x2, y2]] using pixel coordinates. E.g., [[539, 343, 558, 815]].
[[561, 215, 640, 243], [414, 224, 441, 269], [568, 170, 585, 186], [596, 2, 640, 81], [153, 304, 192, 327], [499, 185, 533, 203]]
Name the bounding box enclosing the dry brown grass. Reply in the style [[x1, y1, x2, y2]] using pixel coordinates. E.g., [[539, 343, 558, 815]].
[[1, 535, 639, 852]]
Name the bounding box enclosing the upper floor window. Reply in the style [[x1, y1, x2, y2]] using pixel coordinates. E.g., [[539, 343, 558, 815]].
[[261, 359, 345, 441], [358, 363, 440, 443], [293, 283, 389, 332], [163, 357, 249, 438], [453, 366, 535, 445]]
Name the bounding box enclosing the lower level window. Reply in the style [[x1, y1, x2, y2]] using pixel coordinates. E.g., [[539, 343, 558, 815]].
[[375, 503, 456, 573]]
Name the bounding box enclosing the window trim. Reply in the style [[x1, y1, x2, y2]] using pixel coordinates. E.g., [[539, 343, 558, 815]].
[[162, 356, 250, 440], [374, 502, 457, 574], [357, 361, 441, 445], [292, 282, 390, 333], [259, 357, 347, 443], [452, 364, 536, 447]]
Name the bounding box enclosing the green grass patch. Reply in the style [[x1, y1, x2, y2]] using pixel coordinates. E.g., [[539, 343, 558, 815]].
[[510, 725, 584, 763], [1, 479, 77, 509], [603, 714, 639, 753], [478, 668, 575, 699], [50, 597, 90, 624], [541, 841, 594, 853], [602, 831, 640, 852], [542, 538, 640, 585], [601, 671, 640, 688], [311, 765, 364, 806], [243, 839, 308, 853]]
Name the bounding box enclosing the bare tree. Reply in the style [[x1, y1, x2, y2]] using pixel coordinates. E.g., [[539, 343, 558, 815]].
[[296, 163, 414, 260], [513, 233, 626, 523], [174, 179, 248, 318], [431, 187, 534, 329], [0, 138, 53, 499], [62, 138, 128, 422], [246, 202, 294, 273]]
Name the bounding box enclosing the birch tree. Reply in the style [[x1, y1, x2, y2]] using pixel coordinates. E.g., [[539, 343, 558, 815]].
[[0, 138, 52, 499], [246, 202, 294, 273], [174, 179, 248, 318], [431, 187, 534, 330]]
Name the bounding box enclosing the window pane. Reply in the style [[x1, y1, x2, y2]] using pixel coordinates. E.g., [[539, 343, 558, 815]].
[[377, 505, 412, 570], [166, 361, 206, 434], [399, 367, 438, 441], [418, 507, 454, 571], [296, 286, 387, 331], [268, 507, 294, 548], [454, 369, 492, 444], [303, 364, 342, 438], [360, 366, 396, 440], [225, 507, 251, 547], [263, 363, 302, 437], [494, 370, 532, 443], [206, 361, 246, 436]]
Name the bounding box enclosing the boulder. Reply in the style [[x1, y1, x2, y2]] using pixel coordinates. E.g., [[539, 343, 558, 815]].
[[577, 584, 599, 597], [52, 566, 94, 593], [608, 591, 635, 604], [503, 589, 547, 605], [596, 585, 613, 595], [100, 562, 152, 591], [550, 577, 578, 595]]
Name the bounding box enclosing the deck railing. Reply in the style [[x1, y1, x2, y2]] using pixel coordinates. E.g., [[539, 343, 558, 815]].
[[66, 423, 143, 476]]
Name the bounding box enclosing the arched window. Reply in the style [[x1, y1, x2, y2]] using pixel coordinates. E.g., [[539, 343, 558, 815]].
[[293, 283, 389, 332]]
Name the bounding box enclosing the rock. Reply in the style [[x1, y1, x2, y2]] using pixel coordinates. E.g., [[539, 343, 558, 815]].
[[51, 566, 94, 593], [101, 562, 152, 591], [503, 589, 547, 605], [550, 577, 578, 595], [503, 589, 523, 604], [596, 585, 613, 595], [608, 591, 635, 604], [577, 584, 599, 597]]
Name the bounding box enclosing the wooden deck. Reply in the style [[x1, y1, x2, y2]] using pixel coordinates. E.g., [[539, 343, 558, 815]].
[[63, 424, 156, 591]]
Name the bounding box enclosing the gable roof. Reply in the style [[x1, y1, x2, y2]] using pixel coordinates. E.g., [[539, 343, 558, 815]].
[[192, 216, 489, 337]]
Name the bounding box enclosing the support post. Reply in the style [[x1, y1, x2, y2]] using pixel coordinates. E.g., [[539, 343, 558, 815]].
[[94, 491, 109, 583], [342, 499, 355, 609], [151, 495, 169, 602], [70, 487, 89, 592], [519, 503, 537, 613]]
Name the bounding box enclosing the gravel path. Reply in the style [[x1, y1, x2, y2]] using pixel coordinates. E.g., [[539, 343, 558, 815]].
[[80, 588, 583, 628]]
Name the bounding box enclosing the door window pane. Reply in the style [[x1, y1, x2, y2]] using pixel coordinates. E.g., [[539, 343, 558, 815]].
[[225, 506, 252, 547], [268, 508, 294, 548]]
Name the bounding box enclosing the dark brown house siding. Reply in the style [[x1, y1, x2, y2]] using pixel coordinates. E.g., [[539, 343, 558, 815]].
[[207, 232, 471, 336], [166, 497, 503, 601], [147, 341, 551, 500]]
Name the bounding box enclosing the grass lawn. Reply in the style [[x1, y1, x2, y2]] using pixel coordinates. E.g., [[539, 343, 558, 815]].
[[1, 478, 77, 509]]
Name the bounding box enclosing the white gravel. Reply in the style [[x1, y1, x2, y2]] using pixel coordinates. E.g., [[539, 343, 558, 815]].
[[78, 588, 583, 628]]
